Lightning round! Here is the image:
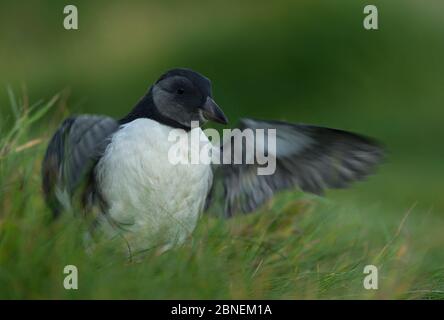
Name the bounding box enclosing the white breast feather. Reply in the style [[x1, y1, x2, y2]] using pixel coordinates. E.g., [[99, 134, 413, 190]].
[[95, 118, 213, 252]]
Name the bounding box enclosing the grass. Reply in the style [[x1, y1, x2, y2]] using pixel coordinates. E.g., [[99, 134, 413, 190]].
[[0, 91, 443, 300]]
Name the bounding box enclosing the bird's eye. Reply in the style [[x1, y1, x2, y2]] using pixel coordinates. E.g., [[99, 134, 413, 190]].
[[177, 88, 185, 95]]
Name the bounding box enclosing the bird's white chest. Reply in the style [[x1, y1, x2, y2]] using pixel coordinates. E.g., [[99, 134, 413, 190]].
[[95, 118, 213, 251]]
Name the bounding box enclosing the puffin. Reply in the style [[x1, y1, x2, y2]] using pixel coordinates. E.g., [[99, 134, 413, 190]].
[[42, 68, 384, 253]]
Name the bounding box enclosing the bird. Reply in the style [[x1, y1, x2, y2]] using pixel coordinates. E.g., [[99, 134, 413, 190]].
[[41, 68, 384, 253]]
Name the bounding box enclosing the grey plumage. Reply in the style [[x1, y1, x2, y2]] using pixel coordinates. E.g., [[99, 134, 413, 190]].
[[41, 69, 384, 229], [208, 118, 384, 217], [41, 115, 119, 216]]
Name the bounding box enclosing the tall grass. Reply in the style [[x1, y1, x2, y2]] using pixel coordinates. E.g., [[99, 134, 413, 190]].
[[0, 90, 443, 299]]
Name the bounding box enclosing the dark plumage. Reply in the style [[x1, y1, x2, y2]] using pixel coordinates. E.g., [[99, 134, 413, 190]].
[[42, 115, 119, 216], [42, 67, 384, 232], [208, 119, 384, 216]]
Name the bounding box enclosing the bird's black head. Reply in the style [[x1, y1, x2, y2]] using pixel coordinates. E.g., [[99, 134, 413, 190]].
[[121, 68, 228, 130]]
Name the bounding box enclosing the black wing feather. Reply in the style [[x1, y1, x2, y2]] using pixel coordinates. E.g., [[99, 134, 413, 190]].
[[42, 115, 119, 216], [209, 118, 384, 217]]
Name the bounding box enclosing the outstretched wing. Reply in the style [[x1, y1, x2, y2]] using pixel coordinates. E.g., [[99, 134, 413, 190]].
[[208, 118, 384, 217], [41, 115, 119, 216]]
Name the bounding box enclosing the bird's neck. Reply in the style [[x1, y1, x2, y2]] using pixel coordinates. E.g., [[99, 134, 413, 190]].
[[119, 89, 191, 131]]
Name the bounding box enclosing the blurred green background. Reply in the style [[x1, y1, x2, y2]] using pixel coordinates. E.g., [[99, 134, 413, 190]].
[[1, 0, 443, 209], [0, 0, 443, 299]]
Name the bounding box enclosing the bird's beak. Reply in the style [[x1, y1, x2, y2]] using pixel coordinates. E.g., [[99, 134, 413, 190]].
[[201, 97, 228, 125]]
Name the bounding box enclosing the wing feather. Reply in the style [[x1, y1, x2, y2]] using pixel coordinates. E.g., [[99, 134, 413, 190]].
[[42, 115, 119, 216], [208, 118, 384, 217]]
